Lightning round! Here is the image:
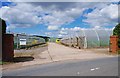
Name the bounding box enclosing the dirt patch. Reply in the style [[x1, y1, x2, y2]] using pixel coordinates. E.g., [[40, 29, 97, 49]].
[[84, 48, 110, 54], [14, 45, 48, 57]]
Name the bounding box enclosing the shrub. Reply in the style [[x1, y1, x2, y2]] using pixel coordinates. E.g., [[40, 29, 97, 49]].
[[113, 23, 120, 36], [118, 39, 120, 48], [113, 23, 120, 48]]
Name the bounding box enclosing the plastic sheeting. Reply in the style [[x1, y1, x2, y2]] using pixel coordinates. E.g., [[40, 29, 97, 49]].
[[61, 29, 113, 48]]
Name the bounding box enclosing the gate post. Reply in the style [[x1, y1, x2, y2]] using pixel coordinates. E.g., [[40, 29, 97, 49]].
[[2, 19, 14, 62], [109, 36, 119, 54], [2, 34, 14, 61]]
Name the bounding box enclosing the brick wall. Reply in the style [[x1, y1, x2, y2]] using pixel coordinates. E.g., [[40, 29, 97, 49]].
[[109, 36, 119, 54], [2, 34, 14, 61]]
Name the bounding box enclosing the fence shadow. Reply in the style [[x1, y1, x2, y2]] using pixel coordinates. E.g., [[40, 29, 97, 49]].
[[13, 56, 34, 62]]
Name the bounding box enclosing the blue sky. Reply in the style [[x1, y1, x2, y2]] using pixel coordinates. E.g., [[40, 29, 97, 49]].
[[0, 1, 119, 37]]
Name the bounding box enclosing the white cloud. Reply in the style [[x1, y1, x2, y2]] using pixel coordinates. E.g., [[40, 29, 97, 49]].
[[65, 8, 84, 18], [47, 25, 60, 30], [58, 34, 63, 37], [4, 0, 119, 2], [1, 2, 119, 38], [83, 4, 118, 28], [59, 27, 83, 38], [1, 2, 84, 30], [59, 30, 67, 35], [100, 4, 118, 20], [0, 6, 10, 18], [94, 26, 101, 29], [41, 6, 83, 29], [59, 27, 81, 37], [45, 32, 52, 35], [6, 24, 16, 30], [2, 3, 42, 28], [70, 27, 81, 31], [1, 0, 12, 2]]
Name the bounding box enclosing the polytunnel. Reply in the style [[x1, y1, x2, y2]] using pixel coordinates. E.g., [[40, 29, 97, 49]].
[[61, 29, 113, 48]]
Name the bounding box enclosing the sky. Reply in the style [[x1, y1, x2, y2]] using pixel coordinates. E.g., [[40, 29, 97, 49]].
[[0, 0, 119, 38]]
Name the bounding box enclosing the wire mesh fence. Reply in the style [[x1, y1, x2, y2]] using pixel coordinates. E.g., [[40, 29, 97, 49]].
[[14, 34, 46, 49]]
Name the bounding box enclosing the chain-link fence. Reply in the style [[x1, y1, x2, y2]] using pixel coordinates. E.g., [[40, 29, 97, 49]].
[[14, 34, 46, 49]]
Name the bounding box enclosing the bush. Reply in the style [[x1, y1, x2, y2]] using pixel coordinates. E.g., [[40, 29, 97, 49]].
[[113, 23, 120, 36], [118, 39, 120, 48], [113, 23, 120, 48], [2, 19, 6, 34]]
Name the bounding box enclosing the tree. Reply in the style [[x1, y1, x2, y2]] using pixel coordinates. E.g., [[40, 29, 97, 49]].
[[1, 18, 6, 35], [113, 23, 120, 48], [113, 23, 120, 36]]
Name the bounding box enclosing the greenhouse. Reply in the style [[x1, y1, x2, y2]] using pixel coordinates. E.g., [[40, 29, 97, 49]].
[[61, 29, 113, 49]]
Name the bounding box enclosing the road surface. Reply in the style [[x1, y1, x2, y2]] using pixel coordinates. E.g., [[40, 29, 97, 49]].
[[3, 57, 118, 76]]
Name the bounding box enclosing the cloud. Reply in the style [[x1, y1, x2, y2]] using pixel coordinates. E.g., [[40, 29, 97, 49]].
[[1, 2, 85, 30], [6, 24, 16, 30], [83, 4, 118, 28], [58, 34, 63, 37], [0, 6, 10, 18], [47, 25, 60, 30], [70, 27, 81, 31], [59, 27, 81, 37], [2, 2, 116, 29], [45, 32, 52, 36], [94, 26, 101, 29], [59, 30, 67, 35], [100, 4, 118, 20], [1, 2, 119, 37], [3, 0, 119, 2], [1, 3, 42, 29], [1, 0, 12, 2]]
